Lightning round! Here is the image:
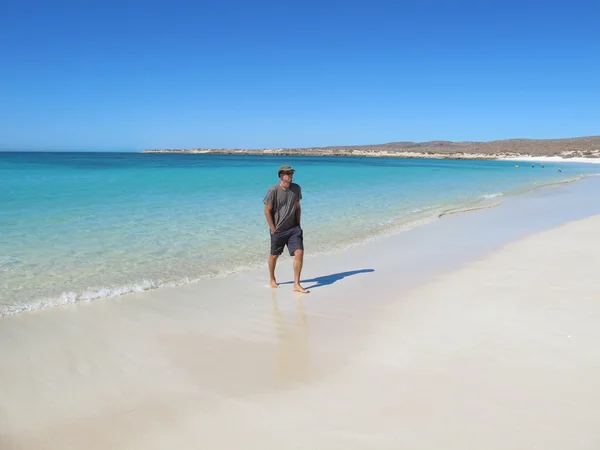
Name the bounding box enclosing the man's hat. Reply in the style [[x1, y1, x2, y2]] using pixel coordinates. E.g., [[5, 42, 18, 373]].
[[278, 164, 295, 174]]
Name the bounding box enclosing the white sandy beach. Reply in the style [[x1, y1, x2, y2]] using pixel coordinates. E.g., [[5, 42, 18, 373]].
[[500, 155, 600, 164], [1, 177, 600, 449]]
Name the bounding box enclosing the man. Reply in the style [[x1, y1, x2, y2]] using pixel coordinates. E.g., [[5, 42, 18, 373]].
[[263, 164, 309, 293]]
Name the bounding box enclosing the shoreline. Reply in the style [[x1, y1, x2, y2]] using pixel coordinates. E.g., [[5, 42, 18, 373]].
[[499, 155, 600, 164], [3, 172, 598, 318], [1, 174, 600, 449], [140, 135, 600, 162], [141, 148, 600, 163]]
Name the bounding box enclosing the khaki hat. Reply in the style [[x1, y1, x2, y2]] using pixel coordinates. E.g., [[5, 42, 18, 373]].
[[278, 164, 295, 174]]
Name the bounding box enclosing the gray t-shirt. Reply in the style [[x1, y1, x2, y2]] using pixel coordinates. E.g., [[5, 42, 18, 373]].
[[263, 183, 303, 232]]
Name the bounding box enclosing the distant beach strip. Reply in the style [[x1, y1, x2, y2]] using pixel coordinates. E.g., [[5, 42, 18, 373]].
[[141, 135, 600, 162]]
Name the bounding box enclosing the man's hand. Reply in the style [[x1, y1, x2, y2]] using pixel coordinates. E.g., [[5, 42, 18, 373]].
[[270, 226, 276, 234]]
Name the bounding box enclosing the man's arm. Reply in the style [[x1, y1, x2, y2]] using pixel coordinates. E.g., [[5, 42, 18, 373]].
[[265, 204, 276, 233], [295, 201, 301, 227]]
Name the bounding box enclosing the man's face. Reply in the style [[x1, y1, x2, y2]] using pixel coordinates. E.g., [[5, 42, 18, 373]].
[[280, 170, 294, 182]]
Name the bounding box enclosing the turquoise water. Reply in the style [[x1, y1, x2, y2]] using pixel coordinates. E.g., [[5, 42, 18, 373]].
[[1, 152, 598, 315]]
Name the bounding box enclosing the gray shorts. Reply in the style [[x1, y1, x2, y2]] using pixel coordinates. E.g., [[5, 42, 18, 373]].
[[270, 226, 304, 256]]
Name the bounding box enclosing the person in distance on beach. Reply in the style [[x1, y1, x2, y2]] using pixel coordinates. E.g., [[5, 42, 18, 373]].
[[263, 164, 309, 294]]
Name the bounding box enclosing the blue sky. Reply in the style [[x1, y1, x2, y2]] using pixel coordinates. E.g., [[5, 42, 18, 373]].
[[1, 0, 598, 151]]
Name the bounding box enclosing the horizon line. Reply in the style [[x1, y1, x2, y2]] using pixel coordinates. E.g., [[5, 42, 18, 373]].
[[3, 134, 600, 153]]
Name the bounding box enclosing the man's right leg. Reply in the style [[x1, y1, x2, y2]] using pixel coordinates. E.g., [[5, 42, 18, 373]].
[[268, 254, 279, 288], [269, 231, 285, 288]]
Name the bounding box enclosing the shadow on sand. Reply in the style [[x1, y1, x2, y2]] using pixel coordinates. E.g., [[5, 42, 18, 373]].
[[280, 269, 375, 290]]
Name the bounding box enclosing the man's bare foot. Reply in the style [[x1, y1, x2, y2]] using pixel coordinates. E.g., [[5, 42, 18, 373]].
[[270, 280, 279, 288], [293, 284, 310, 294]]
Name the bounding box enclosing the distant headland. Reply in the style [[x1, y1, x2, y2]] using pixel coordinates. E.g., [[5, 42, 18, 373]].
[[141, 136, 600, 160]]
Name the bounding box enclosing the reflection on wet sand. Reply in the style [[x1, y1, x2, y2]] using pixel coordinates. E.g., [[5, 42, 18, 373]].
[[271, 291, 310, 387]]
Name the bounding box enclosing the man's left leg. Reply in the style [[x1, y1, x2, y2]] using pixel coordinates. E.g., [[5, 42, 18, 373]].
[[293, 249, 309, 293]]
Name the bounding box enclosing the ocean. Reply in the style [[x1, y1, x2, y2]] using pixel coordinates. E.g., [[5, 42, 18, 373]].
[[1, 151, 598, 316]]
